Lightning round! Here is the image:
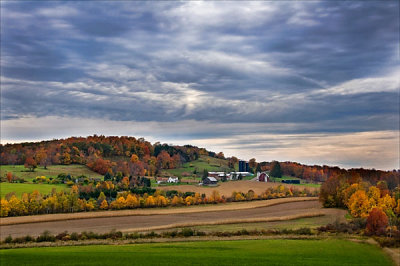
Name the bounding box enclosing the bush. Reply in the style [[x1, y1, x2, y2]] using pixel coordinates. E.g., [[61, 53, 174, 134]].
[[4, 235, 12, 243], [56, 231, 68, 240], [181, 228, 194, 237], [24, 235, 34, 242], [145, 231, 160, 238], [295, 227, 312, 235], [70, 232, 79, 241], [36, 230, 56, 242]]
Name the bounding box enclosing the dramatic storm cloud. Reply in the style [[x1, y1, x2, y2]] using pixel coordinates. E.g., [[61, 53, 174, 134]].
[[1, 1, 399, 169]]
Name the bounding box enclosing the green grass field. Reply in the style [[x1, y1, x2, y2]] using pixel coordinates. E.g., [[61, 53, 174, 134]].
[[269, 176, 321, 188], [0, 239, 392, 266], [0, 165, 102, 198], [163, 155, 233, 178], [0, 182, 69, 198], [0, 165, 103, 182]]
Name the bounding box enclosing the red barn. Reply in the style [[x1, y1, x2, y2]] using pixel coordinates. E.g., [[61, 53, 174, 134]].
[[258, 173, 268, 182]]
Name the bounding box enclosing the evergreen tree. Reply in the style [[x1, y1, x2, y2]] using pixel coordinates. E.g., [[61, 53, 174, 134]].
[[256, 163, 262, 173], [270, 161, 282, 178], [202, 169, 209, 180]]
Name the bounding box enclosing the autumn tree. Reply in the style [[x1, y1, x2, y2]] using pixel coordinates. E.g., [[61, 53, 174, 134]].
[[24, 157, 37, 172], [366, 208, 388, 235], [126, 194, 139, 208], [100, 199, 108, 210], [348, 190, 370, 218], [0, 199, 10, 217], [319, 174, 348, 208], [35, 148, 49, 169], [97, 192, 107, 205], [228, 156, 238, 169], [130, 154, 139, 163], [6, 172, 13, 183]]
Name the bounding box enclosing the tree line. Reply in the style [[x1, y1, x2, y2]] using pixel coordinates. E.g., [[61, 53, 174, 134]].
[[320, 174, 400, 236], [0, 185, 316, 217]]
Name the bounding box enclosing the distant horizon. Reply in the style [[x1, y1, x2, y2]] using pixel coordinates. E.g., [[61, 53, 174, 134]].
[[1, 134, 398, 172]]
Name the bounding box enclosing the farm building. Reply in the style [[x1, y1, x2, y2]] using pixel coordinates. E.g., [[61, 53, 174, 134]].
[[203, 176, 218, 185], [257, 172, 269, 182], [229, 172, 252, 180], [282, 179, 300, 184], [168, 177, 179, 183], [156, 178, 168, 185]]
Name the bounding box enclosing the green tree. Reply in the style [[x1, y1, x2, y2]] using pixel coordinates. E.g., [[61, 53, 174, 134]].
[[202, 169, 209, 180], [256, 163, 262, 173]]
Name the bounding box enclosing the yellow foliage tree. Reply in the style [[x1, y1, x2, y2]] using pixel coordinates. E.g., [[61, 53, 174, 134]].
[[156, 195, 168, 207], [209, 190, 221, 203], [234, 192, 245, 201], [100, 199, 108, 210], [367, 186, 380, 208], [343, 183, 362, 207], [126, 194, 139, 208], [378, 194, 396, 214], [395, 199, 400, 215], [348, 190, 370, 218], [86, 201, 95, 211], [145, 196, 156, 207], [171, 195, 183, 206], [185, 196, 195, 206], [8, 195, 27, 216], [0, 199, 10, 217], [130, 154, 139, 163]]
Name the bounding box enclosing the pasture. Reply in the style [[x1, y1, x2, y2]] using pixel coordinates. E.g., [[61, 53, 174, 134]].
[[0, 165, 103, 182], [0, 183, 69, 198], [0, 239, 392, 266], [162, 155, 233, 177]]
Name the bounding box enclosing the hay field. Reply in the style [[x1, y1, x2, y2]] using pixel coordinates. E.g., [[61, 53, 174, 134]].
[[1, 199, 324, 239], [1, 197, 317, 226], [158, 180, 319, 197]]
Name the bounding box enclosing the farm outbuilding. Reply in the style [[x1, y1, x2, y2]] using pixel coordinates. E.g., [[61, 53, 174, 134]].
[[203, 176, 218, 185], [257, 172, 269, 182]]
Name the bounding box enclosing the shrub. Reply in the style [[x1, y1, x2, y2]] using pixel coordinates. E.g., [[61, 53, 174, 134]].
[[70, 232, 79, 241], [181, 228, 194, 237], [36, 230, 56, 242], [295, 227, 312, 235], [4, 235, 12, 243]]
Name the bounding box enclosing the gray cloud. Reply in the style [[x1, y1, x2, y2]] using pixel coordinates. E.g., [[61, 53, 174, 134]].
[[1, 1, 399, 169]]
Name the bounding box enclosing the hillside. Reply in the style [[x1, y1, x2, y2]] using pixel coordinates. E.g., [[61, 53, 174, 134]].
[[0, 135, 398, 187]]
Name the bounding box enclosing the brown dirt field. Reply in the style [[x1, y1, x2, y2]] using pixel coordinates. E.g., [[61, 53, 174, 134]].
[[0, 200, 346, 240], [158, 180, 318, 197], [0, 197, 317, 226]]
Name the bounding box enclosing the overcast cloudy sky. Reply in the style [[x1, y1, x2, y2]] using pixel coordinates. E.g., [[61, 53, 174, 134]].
[[1, 1, 399, 170]]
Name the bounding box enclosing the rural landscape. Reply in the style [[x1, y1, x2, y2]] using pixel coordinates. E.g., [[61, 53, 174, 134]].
[[0, 136, 399, 265], [1, 1, 399, 265]]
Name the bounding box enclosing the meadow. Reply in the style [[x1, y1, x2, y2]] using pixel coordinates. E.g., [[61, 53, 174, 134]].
[[162, 155, 234, 177], [0, 165, 103, 197], [0, 183, 69, 198], [0, 239, 392, 266], [0, 165, 103, 182]]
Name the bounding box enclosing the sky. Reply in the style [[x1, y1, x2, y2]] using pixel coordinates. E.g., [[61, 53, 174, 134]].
[[0, 1, 399, 170]]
